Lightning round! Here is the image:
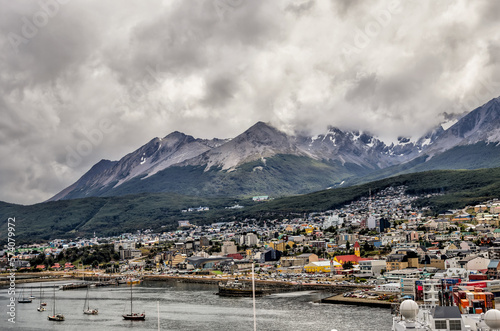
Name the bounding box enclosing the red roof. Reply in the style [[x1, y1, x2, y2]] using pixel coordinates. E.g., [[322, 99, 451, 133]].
[[334, 255, 370, 264], [354, 242, 360, 248], [227, 253, 244, 260], [36, 265, 46, 269]]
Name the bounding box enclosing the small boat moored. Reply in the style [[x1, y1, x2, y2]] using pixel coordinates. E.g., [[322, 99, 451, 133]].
[[18, 288, 32, 303], [83, 285, 98, 315], [48, 286, 64, 322], [217, 279, 267, 297], [122, 283, 145, 321]]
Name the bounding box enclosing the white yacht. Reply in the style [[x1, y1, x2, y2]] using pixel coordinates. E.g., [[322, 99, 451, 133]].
[[392, 300, 500, 331]]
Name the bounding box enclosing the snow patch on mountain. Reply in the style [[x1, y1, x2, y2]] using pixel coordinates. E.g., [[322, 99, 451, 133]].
[[49, 96, 500, 201]]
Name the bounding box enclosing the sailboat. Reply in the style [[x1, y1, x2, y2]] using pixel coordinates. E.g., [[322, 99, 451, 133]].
[[40, 287, 47, 306], [83, 285, 98, 315], [29, 287, 36, 299], [37, 286, 46, 312], [18, 287, 32, 303], [47, 286, 64, 321], [122, 283, 145, 320]]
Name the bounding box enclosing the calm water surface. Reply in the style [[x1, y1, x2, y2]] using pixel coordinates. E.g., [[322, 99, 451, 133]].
[[1, 280, 392, 330]]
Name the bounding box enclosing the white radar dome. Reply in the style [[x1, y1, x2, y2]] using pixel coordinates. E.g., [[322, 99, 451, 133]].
[[485, 309, 500, 329], [400, 300, 419, 320]]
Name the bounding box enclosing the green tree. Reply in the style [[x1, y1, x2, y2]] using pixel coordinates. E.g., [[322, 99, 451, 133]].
[[342, 261, 354, 269]]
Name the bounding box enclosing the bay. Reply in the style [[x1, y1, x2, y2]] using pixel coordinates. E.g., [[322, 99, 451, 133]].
[[1, 280, 392, 330]]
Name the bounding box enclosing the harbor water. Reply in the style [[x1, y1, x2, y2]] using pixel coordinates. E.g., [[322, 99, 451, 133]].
[[1, 280, 392, 330]]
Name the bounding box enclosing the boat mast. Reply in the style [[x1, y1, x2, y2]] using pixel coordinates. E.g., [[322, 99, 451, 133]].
[[53, 286, 56, 316], [84, 285, 89, 311], [252, 263, 257, 331], [130, 283, 133, 315]]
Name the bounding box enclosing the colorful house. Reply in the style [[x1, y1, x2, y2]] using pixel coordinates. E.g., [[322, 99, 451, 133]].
[[304, 260, 342, 273], [333, 254, 369, 266]]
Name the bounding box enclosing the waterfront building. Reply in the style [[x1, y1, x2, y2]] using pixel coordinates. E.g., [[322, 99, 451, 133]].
[[400, 277, 417, 299], [384, 269, 422, 282], [304, 260, 341, 273], [358, 259, 386, 277], [421, 279, 442, 306]]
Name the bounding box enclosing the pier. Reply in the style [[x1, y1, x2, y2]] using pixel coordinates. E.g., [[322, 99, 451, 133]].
[[59, 280, 117, 290], [321, 293, 394, 308]]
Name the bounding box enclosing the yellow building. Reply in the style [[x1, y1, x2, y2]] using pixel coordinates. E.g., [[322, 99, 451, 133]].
[[385, 255, 418, 271], [304, 260, 341, 273], [268, 240, 286, 252], [475, 205, 488, 213], [171, 254, 186, 267]]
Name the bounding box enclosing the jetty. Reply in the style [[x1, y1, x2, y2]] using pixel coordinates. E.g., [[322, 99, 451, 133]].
[[321, 292, 394, 308], [60, 280, 117, 290]]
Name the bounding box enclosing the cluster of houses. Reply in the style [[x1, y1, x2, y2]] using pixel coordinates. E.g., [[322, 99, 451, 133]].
[[4, 186, 500, 305]]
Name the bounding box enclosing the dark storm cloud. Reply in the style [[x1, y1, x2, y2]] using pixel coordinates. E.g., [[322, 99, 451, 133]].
[[1, 0, 500, 204], [345, 74, 378, 102], [334, 0, 363, 17], [285, 0, 315, 16]]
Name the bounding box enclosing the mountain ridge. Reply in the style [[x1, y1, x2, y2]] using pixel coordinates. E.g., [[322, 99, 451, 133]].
[[49, 97, 500, 201]]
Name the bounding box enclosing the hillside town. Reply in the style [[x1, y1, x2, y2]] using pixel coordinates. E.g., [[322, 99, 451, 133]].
[[4, 186, 500, 312]]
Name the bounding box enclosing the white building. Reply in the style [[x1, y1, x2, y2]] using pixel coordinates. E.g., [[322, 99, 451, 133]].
[[422, 279, 442, 306], [244, 233, 259, 247], [459, 256, 490, 271], [114, 240, 135, 252], [221, 241, 237, 255], [359, 260, 386, 277], [384, 269, 422, 282], [323, 214, 343, 228], [367, 215, 377, 230], [401, 278, 418, 299], [375, 283, 400, 292]]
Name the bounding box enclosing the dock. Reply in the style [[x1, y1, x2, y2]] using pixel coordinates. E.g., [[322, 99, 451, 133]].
[[321, 293, 394, 308], [60, 280, 117, 290]]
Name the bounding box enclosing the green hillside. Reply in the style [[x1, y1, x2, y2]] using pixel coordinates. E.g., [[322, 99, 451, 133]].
[[0, 194, 241, 244], [2, 167, 500, 244], [346, 142, 500, 186], [87, 154, 374, 199]]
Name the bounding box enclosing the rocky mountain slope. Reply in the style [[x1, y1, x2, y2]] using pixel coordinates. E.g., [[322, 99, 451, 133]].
[[50, 97, 500, 201]]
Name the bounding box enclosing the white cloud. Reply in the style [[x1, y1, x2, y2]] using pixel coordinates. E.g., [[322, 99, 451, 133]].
[[1, 0, 499, 204]]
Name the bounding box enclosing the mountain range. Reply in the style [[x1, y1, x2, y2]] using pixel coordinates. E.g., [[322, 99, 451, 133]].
[[50, 96, 500, 201]]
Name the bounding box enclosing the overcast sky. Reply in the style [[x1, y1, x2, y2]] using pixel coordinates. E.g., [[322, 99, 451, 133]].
[[1, 0, 500, 205]]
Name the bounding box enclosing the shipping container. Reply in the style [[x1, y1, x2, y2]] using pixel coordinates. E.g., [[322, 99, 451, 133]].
[[469, 274, 488, 281]]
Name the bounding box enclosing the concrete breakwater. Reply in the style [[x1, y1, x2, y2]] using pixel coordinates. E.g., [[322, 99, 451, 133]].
[[0, 272, 68, 286], [321, 293, 394, 308]]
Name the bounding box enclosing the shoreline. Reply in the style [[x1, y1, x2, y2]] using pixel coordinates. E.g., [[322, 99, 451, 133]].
[[0, 272, 373, 292], [0, 272, 393, 309], [143, 274, 373, 293]]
